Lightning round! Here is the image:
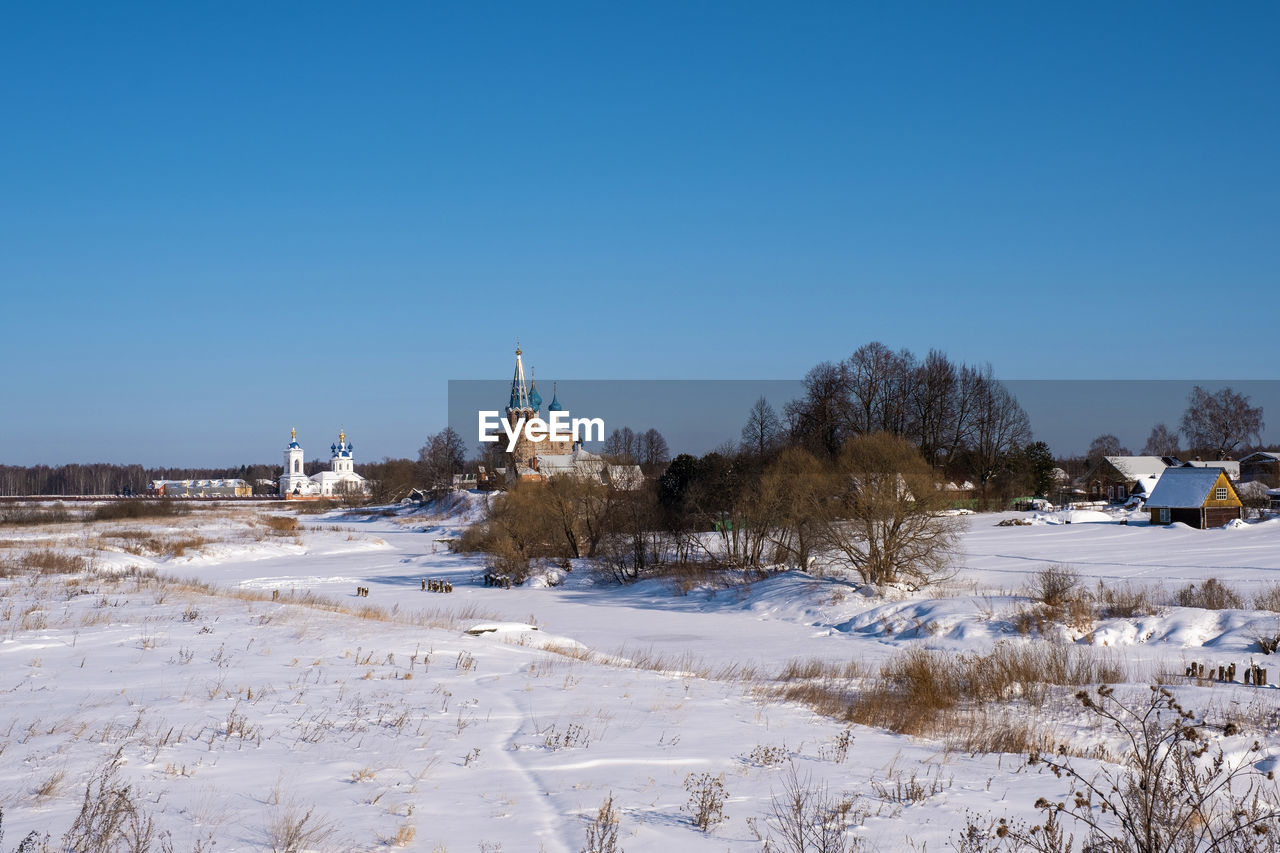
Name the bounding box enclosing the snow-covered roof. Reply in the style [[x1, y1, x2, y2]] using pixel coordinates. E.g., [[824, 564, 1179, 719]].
[[1102, 456, 1171, 482], [1145, 467, 1234, 508], [1239, 451, 1279, 464], [1182, 459, 1240, 479], [1132, 476, 1160, 496]]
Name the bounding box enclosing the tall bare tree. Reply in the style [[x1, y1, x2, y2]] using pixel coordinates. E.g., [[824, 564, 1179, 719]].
[[1087, 433, 1130, 466], [740, 396, 784, 457], [908, 349, 959, 465], [784, 361, 850, 459], [602, 427, 638, 463], [638, 428, 670, 469], [417, 427, 467, 492], [1141, 423, 1180, 457], [965, 367, 1033, 501], [1179, 385, 1264, 459]]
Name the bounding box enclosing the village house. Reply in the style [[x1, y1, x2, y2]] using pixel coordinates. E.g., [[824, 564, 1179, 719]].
[[148, 478, 252, 498], [1144, 466, 1243, 529], [1080, 456, 1176, 502], [1239, 451, 1280, 487], [1180, 458, 1241, 479]]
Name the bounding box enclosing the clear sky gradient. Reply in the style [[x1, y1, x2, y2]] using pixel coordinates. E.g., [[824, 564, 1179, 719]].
[[3, 3, 1277, 466]]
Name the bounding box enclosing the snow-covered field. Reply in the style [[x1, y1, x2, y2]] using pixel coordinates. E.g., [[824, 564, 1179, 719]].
[[3, 499, 1280, 851]]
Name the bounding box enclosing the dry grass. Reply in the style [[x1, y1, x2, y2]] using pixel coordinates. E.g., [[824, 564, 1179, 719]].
[[0, 504, 77, 526], [1175, 577, 1242, 610], [91, 499, 187, 522], [262, 515, 300, 535], [384, 823, 417, 847], [0, 548, 89, 577], [764, 642, 1126, 753], [1254, 583, 1280, 613], [1096, 581, 1158, 618], [33, 768, 67, 799], [265, 802, 338, 853]]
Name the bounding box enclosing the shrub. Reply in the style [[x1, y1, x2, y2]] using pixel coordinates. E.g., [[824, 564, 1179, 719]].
[[1175, 577, 1242, 610], [581, 792, 623, 853], [1096, 581, 1156, 618], [766, 762, 852, 853], [1254, 583, 1280, 613], [62, 759, 163, 853], [1030, 564, 1080, 608], [978, 686, 1280, 852], [682, 772, 728, 832]]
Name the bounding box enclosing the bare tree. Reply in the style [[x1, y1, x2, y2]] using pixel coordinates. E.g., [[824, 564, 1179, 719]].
[[785, 361, 850, 459], [602, 427, 638, 463], [1179, 385, 1264, 459], [417, 427, 467, 492], [845, 341, 901, 435], [1087, 434, 1130, 465], [637, 428, 670, 469], [818, 432, 961, 589], [1141, 423, 1180, 457], [740, 396, 784, 457], [966, 368, 1033, 502], [758, 447, 827, 571], [908, 349, 959, 465]]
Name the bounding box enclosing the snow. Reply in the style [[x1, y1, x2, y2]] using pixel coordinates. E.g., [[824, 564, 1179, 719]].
[[1, 501, 1279, 850]]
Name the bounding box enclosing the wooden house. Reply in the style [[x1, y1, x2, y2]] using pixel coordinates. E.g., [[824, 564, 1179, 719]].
[[1239, 452, 1280, 488], [1081, 456, 1173, 502], [1145, 467, 1243, 529]]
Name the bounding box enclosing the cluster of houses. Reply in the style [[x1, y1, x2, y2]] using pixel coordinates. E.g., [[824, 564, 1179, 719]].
[[1079, 452, 1280, 528], [147, 478, 253, 498]]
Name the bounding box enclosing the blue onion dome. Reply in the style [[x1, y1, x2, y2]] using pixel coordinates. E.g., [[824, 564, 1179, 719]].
[[529, 381, 543, 411], [547, 383, 563, 412]]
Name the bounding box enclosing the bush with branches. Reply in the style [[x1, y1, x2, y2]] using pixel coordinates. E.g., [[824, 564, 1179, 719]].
[[682, 772, 729, 832], [958, 685, 1280, 852]]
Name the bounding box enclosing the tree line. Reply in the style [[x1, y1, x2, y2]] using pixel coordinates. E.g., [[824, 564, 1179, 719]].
[[0, 463, 281, 496], [461, 341, 1049, 589], [1086, 384, 1267, 465]]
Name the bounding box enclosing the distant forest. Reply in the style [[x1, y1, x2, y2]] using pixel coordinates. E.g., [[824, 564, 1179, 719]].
[[0, 460, 382, 497]]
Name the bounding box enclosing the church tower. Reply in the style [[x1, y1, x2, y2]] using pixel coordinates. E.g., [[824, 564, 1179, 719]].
[[280, 428, 309, 495], [506, 347, 539, 469], [330, 428, 355, 474]]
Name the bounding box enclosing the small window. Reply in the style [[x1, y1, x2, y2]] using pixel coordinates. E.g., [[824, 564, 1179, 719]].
[[1159, 508, 1171, 523], [1215, 487, 1227, 501]]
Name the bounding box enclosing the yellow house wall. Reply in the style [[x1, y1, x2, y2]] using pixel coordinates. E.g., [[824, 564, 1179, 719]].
[[1202, 471, 1242, 508]]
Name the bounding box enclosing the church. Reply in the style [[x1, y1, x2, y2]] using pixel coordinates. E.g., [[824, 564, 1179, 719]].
[[501, 347, 642, 488], [278, 428, 371, 498]]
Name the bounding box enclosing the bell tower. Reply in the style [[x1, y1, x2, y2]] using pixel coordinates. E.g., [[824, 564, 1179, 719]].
[[279, 428, 308, 495], [506, 346, 538, 469]]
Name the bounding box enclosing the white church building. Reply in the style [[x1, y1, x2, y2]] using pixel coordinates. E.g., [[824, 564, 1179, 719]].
[[278, 428, 370, 499]]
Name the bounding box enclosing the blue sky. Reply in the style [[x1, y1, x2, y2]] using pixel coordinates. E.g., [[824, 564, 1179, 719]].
[[2, 2, 1277, 465]]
